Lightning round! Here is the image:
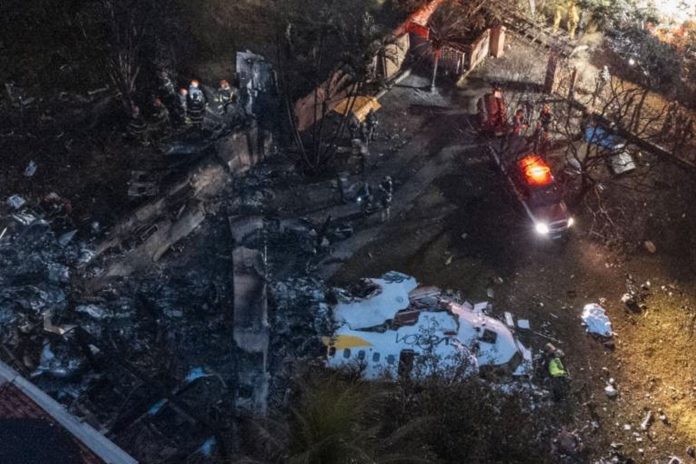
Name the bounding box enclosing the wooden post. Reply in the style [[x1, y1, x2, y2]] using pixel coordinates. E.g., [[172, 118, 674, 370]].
[[543, 50, 559, 94], [490, 25, 506, 58]]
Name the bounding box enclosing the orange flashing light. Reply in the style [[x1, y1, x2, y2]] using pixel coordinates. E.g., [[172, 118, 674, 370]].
[[518, 155, 552, 186]]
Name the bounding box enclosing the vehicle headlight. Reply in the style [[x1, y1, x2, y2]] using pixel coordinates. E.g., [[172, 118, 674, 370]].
[[567, 217, 575, 227], [535, 222, 550, 235]]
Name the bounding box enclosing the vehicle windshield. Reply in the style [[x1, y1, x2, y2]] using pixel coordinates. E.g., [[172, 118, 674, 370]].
[[528, 183, 562, 207]]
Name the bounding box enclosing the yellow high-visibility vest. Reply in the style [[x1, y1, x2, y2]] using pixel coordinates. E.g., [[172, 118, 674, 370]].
[[548, 357, 568, 377]]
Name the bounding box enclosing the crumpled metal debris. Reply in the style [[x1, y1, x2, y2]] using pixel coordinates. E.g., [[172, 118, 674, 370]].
[[7, 194, 26, 209], [24, 160, 37, 177]]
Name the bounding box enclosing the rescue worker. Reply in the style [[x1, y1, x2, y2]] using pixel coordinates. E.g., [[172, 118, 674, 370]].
[[127, 105, 149, 145], [158, 70, 177, 100], [365, 109, 378, 141], [216, 79, 235, 114], [360, 121, 370, 145], [512, 108, 528, 135], [552, 0, 580, 39], [538, 104, 553, 132], [177, 88, 189, 125], [532, 104, 553, 152], [348, 116, 360, 141], [187, 80, 206, 130], [150, 98, 171, 137], [336, 172, 348, 204], [479, 85, 508, 136], [352, 138, 368, 175], [358, 182, 374, 215], [543, 343, 569, 401], [378, 175, 393, 222], [188, 79, 205, 104]]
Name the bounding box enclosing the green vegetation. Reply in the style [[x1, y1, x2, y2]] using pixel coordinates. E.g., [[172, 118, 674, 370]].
[[241, 369, 557, 464]]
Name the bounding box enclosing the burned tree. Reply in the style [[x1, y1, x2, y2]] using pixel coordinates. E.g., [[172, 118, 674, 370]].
[[75, 0, 185, 115], [274, 0, 397, 175]]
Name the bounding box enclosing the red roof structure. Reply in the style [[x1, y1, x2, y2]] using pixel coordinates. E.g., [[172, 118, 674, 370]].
[[0, 360, 137, 464]]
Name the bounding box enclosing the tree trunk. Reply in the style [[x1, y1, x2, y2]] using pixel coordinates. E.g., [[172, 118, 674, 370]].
[[431, 50, 440, 92]]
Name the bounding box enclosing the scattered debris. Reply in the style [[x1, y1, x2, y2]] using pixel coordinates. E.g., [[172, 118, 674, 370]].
[[517, 319, 530, 330], [198, 437, 216, 457], [581, 304, 613, 337], [640, 410, 653, 430], [643, 240, 657, 254], [605, 383, 618, 398], [658, 409, 669, 424], [24, 160, 37, 177], [127, 171, 159, 198], [185, 367, 211, 384], [7, 194, 26, 209], [75, 304, 110, 319], [504, 311, 514, 327], [57, 229, 77, 247]]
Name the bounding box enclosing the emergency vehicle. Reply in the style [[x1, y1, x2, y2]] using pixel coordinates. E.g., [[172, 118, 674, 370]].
[[489, 138, 574, 239]]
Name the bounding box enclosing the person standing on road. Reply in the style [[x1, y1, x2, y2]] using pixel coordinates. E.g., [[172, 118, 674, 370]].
[[365, 109, 378, 142], [533, 104, 553, 153], [348, 117, 360, 141], [378, 175, 393, 222], [512, 108, 528, 136]]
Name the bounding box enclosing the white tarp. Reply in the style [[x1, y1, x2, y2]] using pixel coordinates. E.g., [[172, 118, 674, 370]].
[[581, 303, 613, 337]]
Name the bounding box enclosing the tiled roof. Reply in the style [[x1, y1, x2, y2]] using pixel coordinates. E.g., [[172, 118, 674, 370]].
[[0, 360, 137, 464], [0, 382, 103, 464]]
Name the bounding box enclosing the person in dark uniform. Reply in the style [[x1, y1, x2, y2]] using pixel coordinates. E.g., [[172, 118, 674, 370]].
[[512, 108, 528, 135], [365, 109, 378, 141], [176, 88, 189, 126], [127, 105, 148, 145], [187, 80, 206, 130], [533, 104, 553, 153], [216, 79, 235, 114], [378, 175, 393, 222], [348, 117, 360, 140], [151, 97, 171, 137]]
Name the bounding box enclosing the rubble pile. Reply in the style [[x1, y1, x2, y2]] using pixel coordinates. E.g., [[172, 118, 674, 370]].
[[0, 209, 237, 461]]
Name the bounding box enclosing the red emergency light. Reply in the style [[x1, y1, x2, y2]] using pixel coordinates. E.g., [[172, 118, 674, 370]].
[[518, 155, 552, 186]]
